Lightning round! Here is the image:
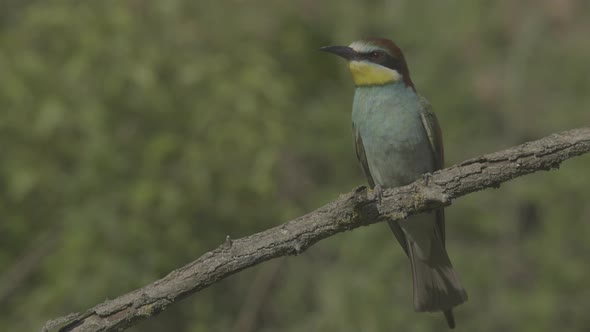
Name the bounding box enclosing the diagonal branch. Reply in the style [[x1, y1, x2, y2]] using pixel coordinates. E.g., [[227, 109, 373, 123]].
[[43, 127, 590, 332]]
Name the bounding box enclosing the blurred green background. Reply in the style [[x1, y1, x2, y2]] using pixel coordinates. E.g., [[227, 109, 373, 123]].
[[1, 1, 590, 331]]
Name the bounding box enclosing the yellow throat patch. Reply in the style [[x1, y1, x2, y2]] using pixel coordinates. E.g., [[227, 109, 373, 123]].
[[348, 61, 401, 86]]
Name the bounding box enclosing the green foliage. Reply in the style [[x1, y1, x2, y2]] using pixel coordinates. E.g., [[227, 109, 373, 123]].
[[1, 1, 589, 331]]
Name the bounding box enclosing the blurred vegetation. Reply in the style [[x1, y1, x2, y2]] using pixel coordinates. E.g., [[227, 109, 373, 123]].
[[1, 1, 590, 331]]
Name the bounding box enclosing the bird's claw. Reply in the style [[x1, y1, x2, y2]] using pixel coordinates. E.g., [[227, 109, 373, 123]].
[[373, 184, 383, 205], [422, 172, 433, 186]]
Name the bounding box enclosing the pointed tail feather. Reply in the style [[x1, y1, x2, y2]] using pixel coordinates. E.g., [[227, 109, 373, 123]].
[[443, 310, 456, 329]]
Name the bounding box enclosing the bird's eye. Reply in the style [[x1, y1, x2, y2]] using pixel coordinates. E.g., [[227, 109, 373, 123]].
[[369, 51, 383, 58]]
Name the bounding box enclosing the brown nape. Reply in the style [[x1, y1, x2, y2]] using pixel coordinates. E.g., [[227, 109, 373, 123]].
[[364, 37, 415, 91]]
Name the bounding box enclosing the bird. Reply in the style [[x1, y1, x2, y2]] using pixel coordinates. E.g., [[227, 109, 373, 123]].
[[320, 37, 467, 328]]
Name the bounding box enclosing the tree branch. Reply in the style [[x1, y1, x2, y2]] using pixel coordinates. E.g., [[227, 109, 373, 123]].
[[43, 127, 590, 332]]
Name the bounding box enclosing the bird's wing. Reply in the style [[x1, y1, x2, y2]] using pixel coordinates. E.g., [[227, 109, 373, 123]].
[[352, 122, 409, 255], [418, 96, 444, 170], [417, 96, 447, 246], [352, 122, 375, 188]]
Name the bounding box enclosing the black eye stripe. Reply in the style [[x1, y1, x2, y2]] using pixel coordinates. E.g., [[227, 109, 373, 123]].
[[362, 51, 403, 72], [362, 51, 388, 61], [365, 51, 385, 58]]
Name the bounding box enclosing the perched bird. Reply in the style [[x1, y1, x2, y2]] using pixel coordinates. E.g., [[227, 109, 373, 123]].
[[320, 38, 467, 328]]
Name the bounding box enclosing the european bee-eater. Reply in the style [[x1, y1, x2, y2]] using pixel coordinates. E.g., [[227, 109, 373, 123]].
[[320, 38, 467, 328]]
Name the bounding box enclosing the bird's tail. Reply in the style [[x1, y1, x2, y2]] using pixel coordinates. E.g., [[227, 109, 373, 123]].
[[407, 227, 467, 329]]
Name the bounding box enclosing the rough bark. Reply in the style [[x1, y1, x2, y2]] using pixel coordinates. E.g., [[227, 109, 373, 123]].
[[43, 127, 590, 332]]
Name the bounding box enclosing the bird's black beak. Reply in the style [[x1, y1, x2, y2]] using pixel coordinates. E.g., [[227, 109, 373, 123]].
[[319, 45, 358, 60]]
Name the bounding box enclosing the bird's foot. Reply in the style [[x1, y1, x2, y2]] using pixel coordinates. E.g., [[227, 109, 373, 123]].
[[422, 172, 433, 186], [372, 184, 383, 205]]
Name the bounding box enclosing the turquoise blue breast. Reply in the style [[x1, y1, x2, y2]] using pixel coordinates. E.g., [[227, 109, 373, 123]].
[[351, 83, 435, 187]]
